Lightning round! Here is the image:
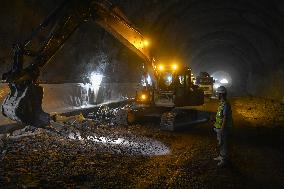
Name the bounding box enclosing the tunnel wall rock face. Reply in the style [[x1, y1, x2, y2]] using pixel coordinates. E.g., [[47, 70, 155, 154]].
[[247, 70, 284, 101], [0, 0, 284, 100], [42, 83, 138, 113], [0, 83, 138, 125]]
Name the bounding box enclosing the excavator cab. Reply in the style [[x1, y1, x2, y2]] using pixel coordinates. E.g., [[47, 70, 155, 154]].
[[173, 67, 204, 106], [154, 63, 204, 107]]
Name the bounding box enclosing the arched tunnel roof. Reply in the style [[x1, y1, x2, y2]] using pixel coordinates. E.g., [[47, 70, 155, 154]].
[[0, 0, 283, 98], [120, 0, 284, 96]]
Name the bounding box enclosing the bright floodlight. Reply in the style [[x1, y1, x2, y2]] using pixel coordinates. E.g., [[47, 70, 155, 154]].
[[172, 64, 178, 70], [143, 39, 149, 47], [167, 75, 172, 83], [141, 94, 147, 100], [220, 78, 229, 84], [141, 74, 152, 87], [146, 74, 152, 85], [90, 72, 103, 87], [158, 65, 164, 71], [213, 83, 220, 89]]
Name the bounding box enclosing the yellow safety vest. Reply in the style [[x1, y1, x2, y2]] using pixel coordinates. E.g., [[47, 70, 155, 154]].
[[214, 101, 233, 129]]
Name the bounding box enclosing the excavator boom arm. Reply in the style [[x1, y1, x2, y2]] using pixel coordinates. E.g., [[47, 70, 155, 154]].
[[93, 1, 152, 63], [6, 0, 153, 83]]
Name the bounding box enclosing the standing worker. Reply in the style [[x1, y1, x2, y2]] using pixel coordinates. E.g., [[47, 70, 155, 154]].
[[213, 86, 233, 167]]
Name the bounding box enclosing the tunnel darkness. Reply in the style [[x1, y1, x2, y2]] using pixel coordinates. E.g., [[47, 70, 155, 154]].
[[142, 0, 284, 97], [0, 0, 284, 99]]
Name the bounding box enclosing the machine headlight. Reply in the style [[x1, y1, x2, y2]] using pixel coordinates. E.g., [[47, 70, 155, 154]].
[[90, 72, 103, 87], [141, 94, 147, 100], [143, 39, 149, 47], [158, 65, 164, 71], [172, 64, 178, 70]]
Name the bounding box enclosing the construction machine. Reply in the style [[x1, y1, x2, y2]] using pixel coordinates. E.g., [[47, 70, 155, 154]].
[[136, 63, 204, 106], [195, 72, 214, 97], [130, 62, 205, 131], [2, 0, 206, 130]]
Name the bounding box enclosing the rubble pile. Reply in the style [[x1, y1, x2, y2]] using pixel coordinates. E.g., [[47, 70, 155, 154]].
[[233, 97, 284, 126], [0, 111, 173, 187], [0, 97, 284, 188], [0, 109, 170, 158], [88, 104, 131, 126]]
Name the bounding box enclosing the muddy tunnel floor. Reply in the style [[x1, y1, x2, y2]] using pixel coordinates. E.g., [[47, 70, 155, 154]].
[[0, 98, 284, 189]]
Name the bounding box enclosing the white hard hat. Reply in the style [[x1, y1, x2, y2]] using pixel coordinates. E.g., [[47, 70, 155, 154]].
[[216, 86, 227, 94]]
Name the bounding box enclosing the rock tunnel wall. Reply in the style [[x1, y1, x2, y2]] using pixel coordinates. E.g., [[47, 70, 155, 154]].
[[0, 0, 284, 100], [41, 83, 138, 113], [0, 83, 138, 125]]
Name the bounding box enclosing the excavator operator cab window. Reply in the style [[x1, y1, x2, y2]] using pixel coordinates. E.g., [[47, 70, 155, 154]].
[[157, 63, 180, 91], [158, 72, 175, 91], [176, 68, 191, 87], [163, 73, 173, 86]]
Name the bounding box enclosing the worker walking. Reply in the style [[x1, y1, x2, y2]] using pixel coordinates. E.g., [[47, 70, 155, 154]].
[[213, 86, 233, 167]]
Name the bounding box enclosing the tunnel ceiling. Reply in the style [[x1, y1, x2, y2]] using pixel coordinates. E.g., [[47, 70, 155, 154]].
[[0, 0, 284, 97], [133, 0, 283, 71]]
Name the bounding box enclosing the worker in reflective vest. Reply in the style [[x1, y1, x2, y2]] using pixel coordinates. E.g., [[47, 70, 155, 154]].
[[214, 86, 233, 167]]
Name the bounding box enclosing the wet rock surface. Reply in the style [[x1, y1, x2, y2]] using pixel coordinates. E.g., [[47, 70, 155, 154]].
[[0, 97, 284, 188]]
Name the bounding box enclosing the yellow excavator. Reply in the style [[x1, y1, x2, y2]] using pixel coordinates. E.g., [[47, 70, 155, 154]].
[[1, 0, 205, 130], [130, 62, 205, 131]]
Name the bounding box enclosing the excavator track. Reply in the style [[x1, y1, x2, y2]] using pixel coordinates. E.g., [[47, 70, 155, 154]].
[[160, 108, 210, 131], [160, 111, 177, 131]]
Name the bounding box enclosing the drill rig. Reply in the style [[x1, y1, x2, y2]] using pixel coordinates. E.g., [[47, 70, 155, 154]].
[[2, 0, 205, 130]]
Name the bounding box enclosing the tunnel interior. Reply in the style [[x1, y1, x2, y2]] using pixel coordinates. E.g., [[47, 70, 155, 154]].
[[0, 0, 283, 100], [0, 1, 284, 188]]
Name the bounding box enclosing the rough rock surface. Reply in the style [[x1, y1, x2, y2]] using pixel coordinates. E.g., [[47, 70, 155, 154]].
[[1, 0, 284, 99], [233, 97, 284, 126], [0, 97, 283, 188]]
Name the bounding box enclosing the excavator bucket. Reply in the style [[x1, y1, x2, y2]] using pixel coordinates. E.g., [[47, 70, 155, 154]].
[[2, 84, 50, 127]]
